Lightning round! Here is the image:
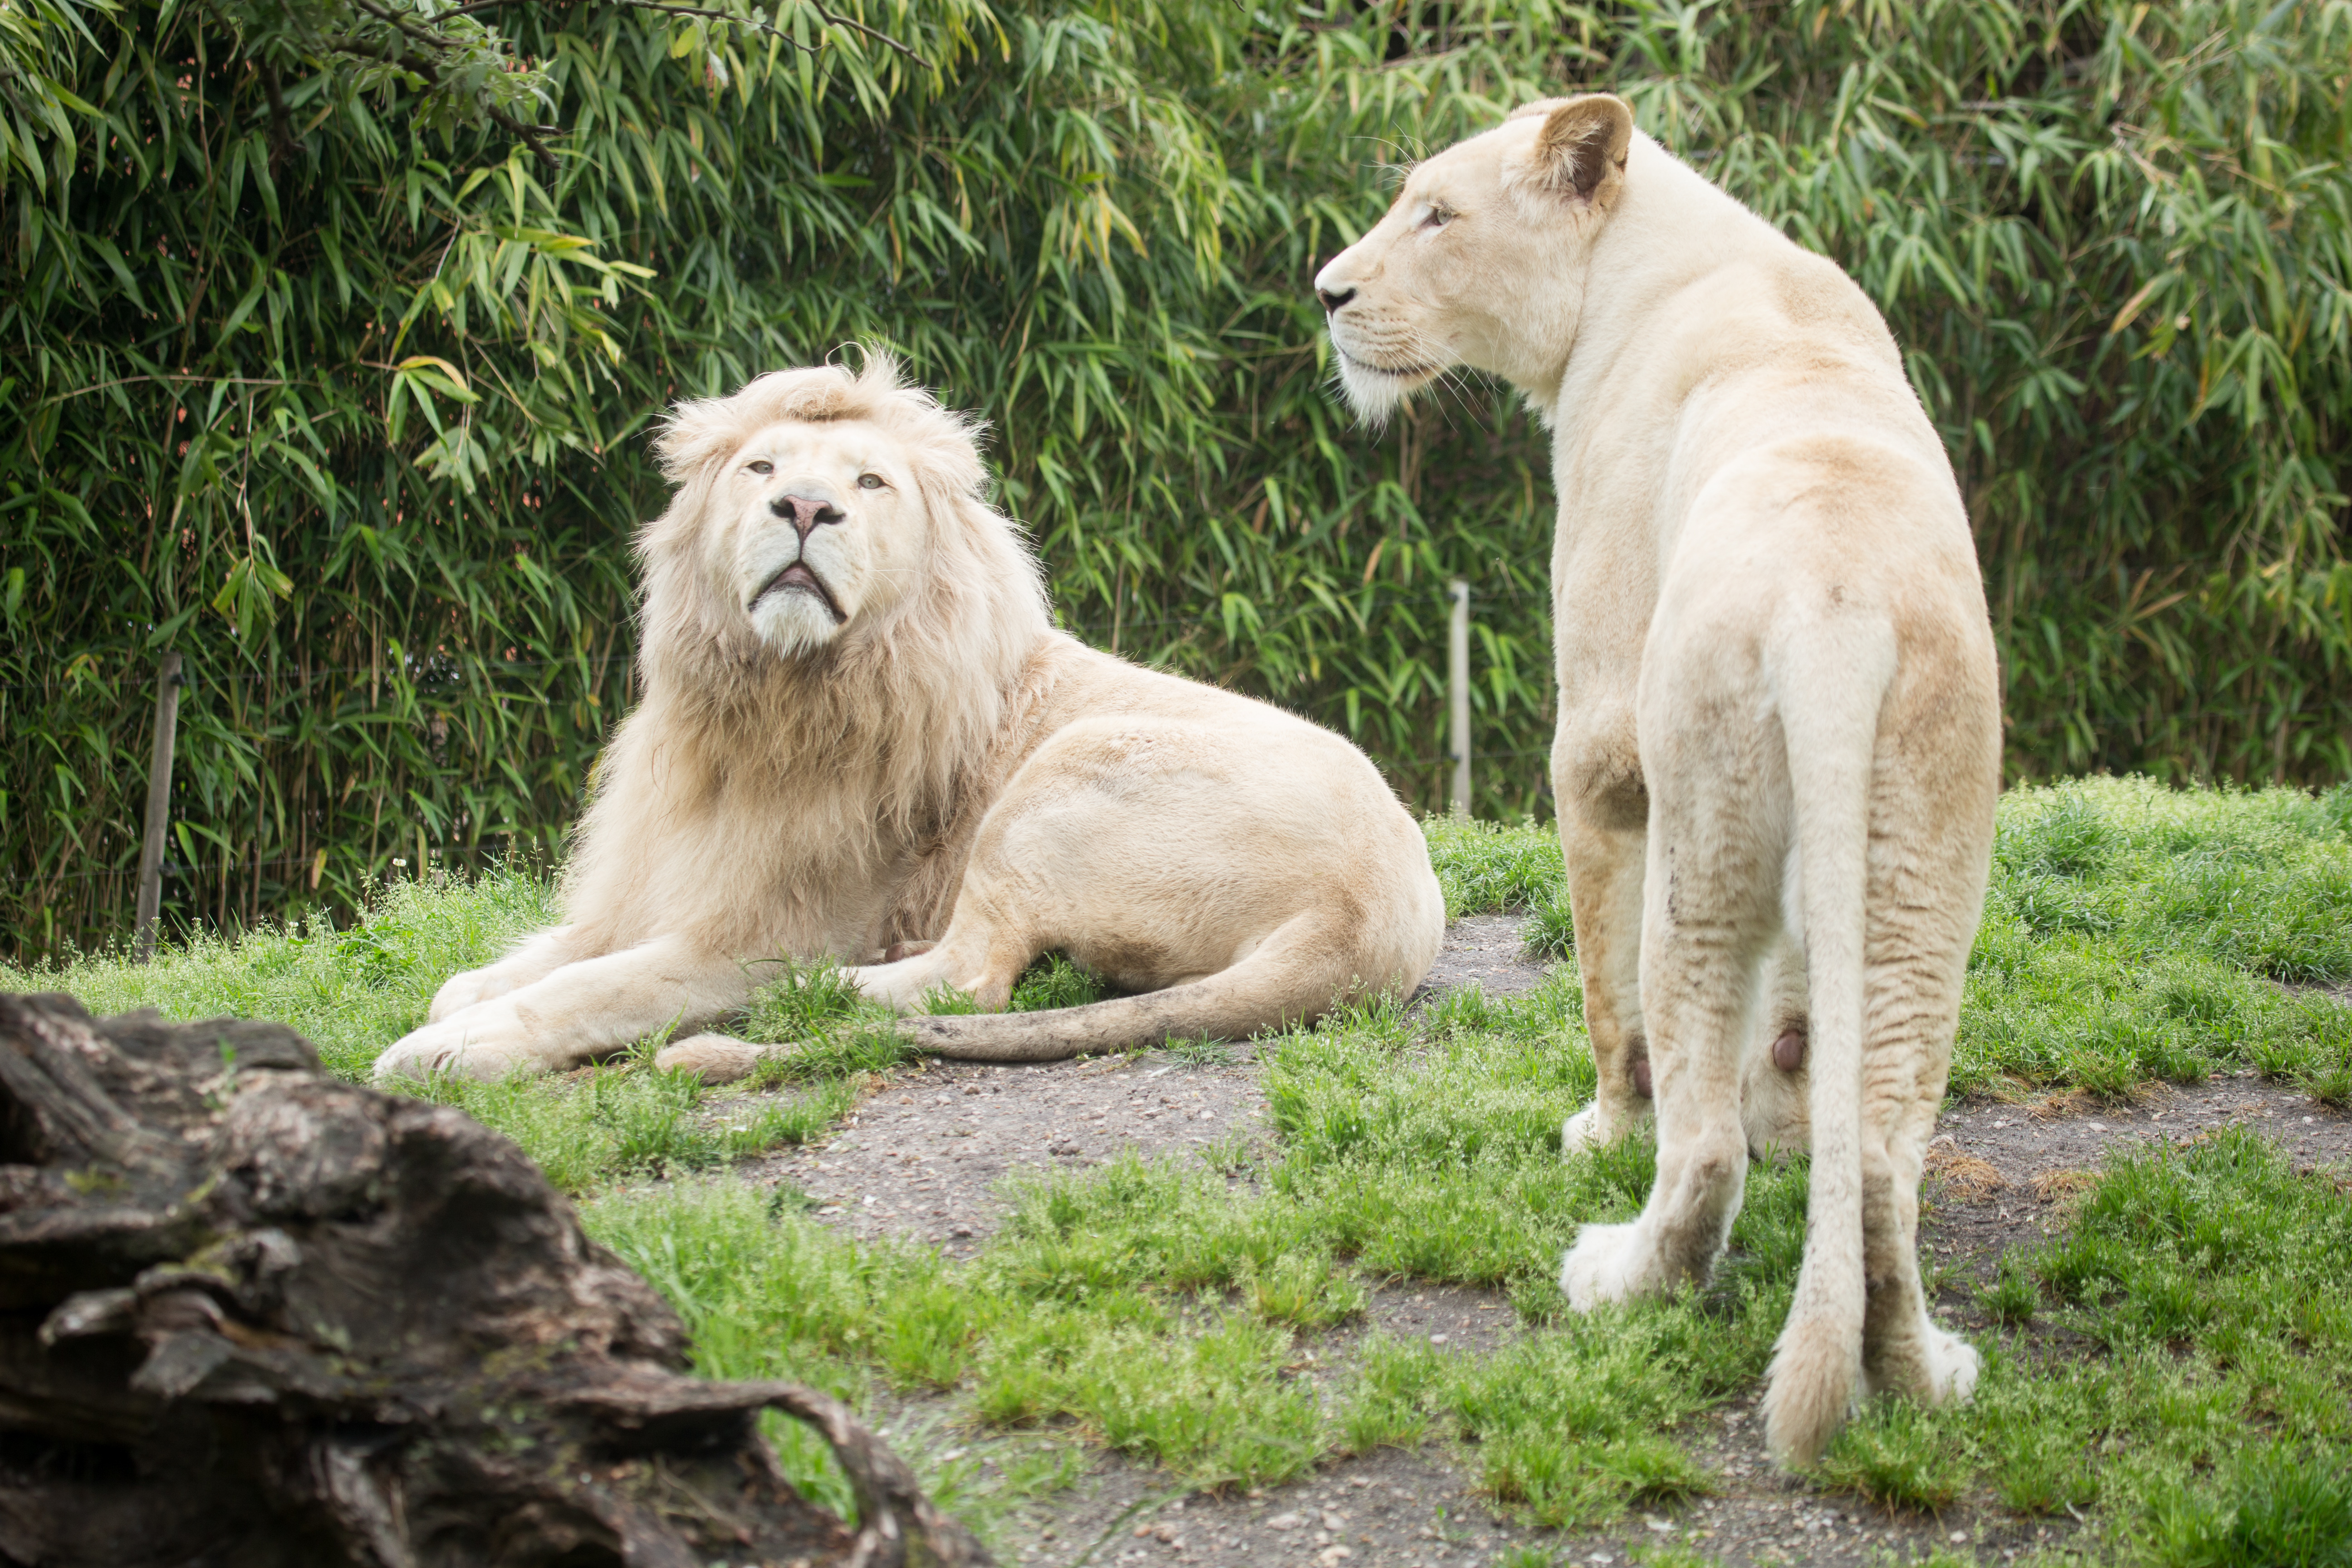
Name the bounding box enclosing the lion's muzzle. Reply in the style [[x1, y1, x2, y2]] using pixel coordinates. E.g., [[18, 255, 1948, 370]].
[[752, 559, 846, 623]]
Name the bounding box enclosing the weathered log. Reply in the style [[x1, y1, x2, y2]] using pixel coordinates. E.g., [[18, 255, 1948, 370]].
[[0, 993, 989, 1568]]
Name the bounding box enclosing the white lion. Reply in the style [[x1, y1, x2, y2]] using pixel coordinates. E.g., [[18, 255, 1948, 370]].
[[374, 355, 1444, 1085], [1315, 95, 2001, 1466]]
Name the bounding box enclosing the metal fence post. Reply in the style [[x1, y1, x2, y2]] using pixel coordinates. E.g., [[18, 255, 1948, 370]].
[[1448, 580, 1470, 815], [134, 652, 184, 962]]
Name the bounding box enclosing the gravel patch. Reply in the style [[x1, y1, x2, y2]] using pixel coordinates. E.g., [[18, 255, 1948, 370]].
[[734, 1049, 1266, 1253], [1411, 913, 1556, 1001]]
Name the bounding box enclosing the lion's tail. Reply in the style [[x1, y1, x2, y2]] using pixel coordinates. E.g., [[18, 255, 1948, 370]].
[[900, 915, 1369, 1064], [1759, 614, 1897, 1470]]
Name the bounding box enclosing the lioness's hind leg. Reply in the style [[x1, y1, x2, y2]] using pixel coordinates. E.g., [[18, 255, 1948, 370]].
[[1564, 790, 1774, 1307], [1856, 961, 1980, 1407], [1858, 1131, 1979, 1408]]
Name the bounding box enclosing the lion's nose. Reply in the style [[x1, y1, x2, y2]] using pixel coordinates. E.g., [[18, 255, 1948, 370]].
[[770, 491, 844, 542], [1317, 286, 1357, 314]]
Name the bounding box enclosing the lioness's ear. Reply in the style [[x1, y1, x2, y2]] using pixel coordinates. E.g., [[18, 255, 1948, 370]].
[[1531, 93, 1632, 206]]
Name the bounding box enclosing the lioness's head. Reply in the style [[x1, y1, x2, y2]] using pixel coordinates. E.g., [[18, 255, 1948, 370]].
[[1315, 93, 1635, 421], [640, 353, 1044, 672]]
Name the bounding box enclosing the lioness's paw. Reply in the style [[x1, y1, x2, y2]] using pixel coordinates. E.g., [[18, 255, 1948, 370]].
[[1563, 1102, 1646, 1156], [374, 1005, 544, 1083], [1920, 1325, 1981, 1406], [654, 1034, 768, 1083], [1562, 1105, 1603, 1155], [1559, 1221, 1647, 1309]]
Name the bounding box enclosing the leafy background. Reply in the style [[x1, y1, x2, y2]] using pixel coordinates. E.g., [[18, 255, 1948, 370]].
[[3, 0, 2347, 960]]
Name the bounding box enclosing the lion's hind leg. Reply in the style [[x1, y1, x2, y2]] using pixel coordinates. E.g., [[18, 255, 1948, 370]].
[[846, 922, 1034, 1014]]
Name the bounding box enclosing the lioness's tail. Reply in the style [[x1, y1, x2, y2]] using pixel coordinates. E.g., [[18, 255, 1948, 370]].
[[1759, 617, 1897, 1469], [901, 916, 1370, 1063]]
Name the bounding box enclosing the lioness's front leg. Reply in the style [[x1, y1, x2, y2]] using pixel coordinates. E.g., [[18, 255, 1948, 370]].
[[1558, 766, 1653, 1154], [376, 932, 751, 1081]]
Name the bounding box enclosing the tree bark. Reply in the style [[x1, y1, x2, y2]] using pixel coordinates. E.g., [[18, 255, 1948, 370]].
[[0, 993, 989, 1568]]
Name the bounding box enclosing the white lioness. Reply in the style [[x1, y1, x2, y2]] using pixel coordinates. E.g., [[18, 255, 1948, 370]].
[[1315, 95, 2000, 1466], [373, 356, 1444, 1085]]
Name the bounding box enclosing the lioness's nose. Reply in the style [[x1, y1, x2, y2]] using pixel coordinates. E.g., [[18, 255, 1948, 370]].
[[1318, 286, 1356, 313], [770, 490, 844, 542]]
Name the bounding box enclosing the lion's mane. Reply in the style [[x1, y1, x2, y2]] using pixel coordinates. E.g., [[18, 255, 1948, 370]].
[[559, 354, 1052, 961]]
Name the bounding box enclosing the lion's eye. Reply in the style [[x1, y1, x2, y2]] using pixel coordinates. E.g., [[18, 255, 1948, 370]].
[[747, 460, 773, 475], [1422, 206, 1454, 230], [858, 473, 885, 490]]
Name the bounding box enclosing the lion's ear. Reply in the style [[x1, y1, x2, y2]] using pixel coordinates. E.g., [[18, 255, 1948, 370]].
[[1531, 93, 1632, 207]]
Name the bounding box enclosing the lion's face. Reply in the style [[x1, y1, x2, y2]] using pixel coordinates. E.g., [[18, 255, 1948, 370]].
[[706, 417, 928, 657], [1314, 94, 1635, 421]]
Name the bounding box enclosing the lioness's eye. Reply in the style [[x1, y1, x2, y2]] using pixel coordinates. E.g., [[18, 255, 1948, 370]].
[[858, 473, 885, 490], [747, 460, 773, 475], [1422, 206, 1453, 230]]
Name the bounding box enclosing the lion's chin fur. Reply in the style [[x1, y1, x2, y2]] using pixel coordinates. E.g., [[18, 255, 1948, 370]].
[[748, 590, 845, 659], [1332, 352, 1439, 426]]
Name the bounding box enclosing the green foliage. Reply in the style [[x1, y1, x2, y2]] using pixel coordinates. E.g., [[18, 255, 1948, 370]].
[[7, 0, 2348, 961], [2148, 1445, 2352, 1568], [1815, 1398, 1968, 1513], [1978, 1252, 2040, 1329], [1009, 952, 1104, 1013], [735, 955, 912, 1083], [1959, 777, 2352, 1094]]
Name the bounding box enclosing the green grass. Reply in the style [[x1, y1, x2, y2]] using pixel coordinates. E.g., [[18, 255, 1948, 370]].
[[1421, 777, 2352, 1099], [1816, 1127, 2352, 1566], [6, 778, 2350, 1555], [1962, 780, 2352, 1100], [0, 867, 557, 1078]]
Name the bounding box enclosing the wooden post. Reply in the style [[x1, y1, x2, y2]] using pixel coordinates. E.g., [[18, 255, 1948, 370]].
[[1448, 579, 1470, 816], [134, 652, 183, 963]]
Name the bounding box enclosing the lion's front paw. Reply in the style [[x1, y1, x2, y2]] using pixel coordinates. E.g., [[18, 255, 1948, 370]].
[[1560, 1221, 1651, 1309], [374, 1004, 546, 1083], [428, 966, 522, 1023], [654, 1034, 769, 1083]]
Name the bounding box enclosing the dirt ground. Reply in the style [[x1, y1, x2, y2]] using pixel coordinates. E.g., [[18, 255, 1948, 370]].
[[722, 918, 2352, 1567]]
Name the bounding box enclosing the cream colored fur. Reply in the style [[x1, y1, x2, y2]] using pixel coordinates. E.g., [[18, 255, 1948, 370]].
[[374, 356, 1444, 1086], [1316, 95, 2001, 1467]]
